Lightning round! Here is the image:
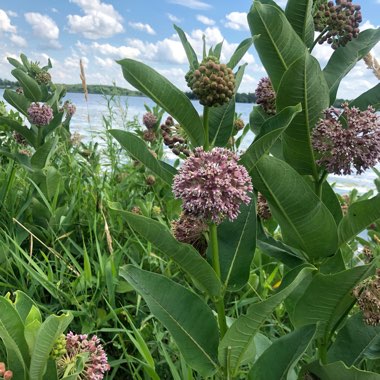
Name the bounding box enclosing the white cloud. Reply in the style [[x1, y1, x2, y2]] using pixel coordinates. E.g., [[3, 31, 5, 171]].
[[196, 15, 215, 26], [0, 9, 17, 33], [67, 0, 123, 39], [95, 56, 115, 67], [167, 13, 181, 23], [51, 8, 59, 13], [6, 10, 18, 17], [10, 34, 27, 47], [128, 22, 156, 35], [224, 12, 249, 31], [167, 0, 211, 10], [91, 42, 141, 60], [24, 12, 60, 48]]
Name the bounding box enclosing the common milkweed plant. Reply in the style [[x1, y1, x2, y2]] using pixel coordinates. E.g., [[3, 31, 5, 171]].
[[110, 0, 380, 378]]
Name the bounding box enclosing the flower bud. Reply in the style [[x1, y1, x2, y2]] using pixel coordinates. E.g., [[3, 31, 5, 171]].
[[4, 370, 13, 380]]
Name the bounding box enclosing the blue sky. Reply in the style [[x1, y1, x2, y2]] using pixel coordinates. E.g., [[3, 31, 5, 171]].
[[0, 0, 379, 98]]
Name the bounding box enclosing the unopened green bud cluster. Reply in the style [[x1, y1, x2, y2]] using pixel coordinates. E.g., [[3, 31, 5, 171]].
[[50, 333, 67, 359], [314, 0, 362, 49], [29, 61, 51, 85], [185, 56, 235, 107]]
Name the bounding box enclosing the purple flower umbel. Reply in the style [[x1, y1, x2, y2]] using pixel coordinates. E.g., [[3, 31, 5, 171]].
[[27, 103, 53, 126], [57, 332, 110, 380], [142, 112, 157, 129], [172, 147, 252, 224], [255, 77, 276, 115], [312, 103, 380, 175]]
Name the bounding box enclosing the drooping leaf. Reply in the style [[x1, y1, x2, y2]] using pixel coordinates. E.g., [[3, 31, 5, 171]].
[[109, 130, 175, 185], [285, 0, 314, 47], [216, 196, 256, 291], [109, 206, 221, 298], [208, 97, 235, 147], [328, 312, 380, 367], [247, 1, 306, 90], [227, 37, 254, 69], [251, 155, 338, 260], [323, 28, 380, 103], [3, 89, 31, 117], [349, 83, 380, 111], [174, 25, 199, 70], [120, 265, 219, 377], [11, 68, 42, 102], [292, 264, 375, 338], [31, 137, 57, 170], [248, 325, 317, 380], [338, 195, 380, 246], [240, 104, 302, 173], [218, 265, 314, 376], [276, 52, 329, 175], [117, 59, 204, 146], [305, 360, 380, 380], [30, 313, 73, 380]]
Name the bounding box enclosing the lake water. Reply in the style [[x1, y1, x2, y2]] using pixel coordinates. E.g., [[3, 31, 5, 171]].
[[1, 89, 379, 195]]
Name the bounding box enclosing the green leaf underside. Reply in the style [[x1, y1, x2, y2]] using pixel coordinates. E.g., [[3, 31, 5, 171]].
[[117, 58, 204, 146], [109, 130, 175, 186], [349, 83, 380, 111], [109, 207, 221, 298], [227, 37, 254, 69], [218, 265, 314, 375], [174, 25, 198, 70], [251, 155, 338, 259], [120, 266, 219, 377], [209, 97, 235, 147]]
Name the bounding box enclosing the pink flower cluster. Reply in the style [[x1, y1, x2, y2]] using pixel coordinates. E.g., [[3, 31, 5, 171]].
[[172, 147, 252, 224], [255, 77, 276, 115], [312, 103, 380, 175], [27, 102, 53, 126], [64, 101, 77, 117], [60, 332, 110, 380], [142, 112, 157, 129]]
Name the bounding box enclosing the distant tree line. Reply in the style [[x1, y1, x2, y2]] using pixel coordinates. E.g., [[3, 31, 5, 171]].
[[0, 78, 349, 107]]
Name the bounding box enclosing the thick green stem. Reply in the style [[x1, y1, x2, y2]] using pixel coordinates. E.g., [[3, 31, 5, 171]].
[[203, 106, 210, 151], [37, 125, 43, 147], [317, 339, 328, 364], [309, 28, 328, 53], [209, 223, 228, 338], [315, 170, 328, 199]]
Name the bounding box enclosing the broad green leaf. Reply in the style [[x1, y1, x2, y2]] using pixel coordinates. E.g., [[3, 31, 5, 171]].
[[120, 265, 219, 377], [213, 41, 223, 60], [41, 112, 64, 139], [234, 63, 247, 94], [117, 59, 204, 146], [7, 57, 24, 70], [292, 265, 375, 338], [31, 137, 57, 170], [349, 83, 380, 111], [217, 196, 256, 291], [249, 105, 269, 136], [322, 182, 344, 225], [256, 222, 305, 268], [12, 68, 42, 102], [323, 28, 380, 103], [240, 104, 302, 173], [277, 53, 329, 175], [109, 130, 175, 186], [338, 195, 380, 246], [285, 0, 314, 47], [227, 37, 253, 69], [218, 265, 314, 375], [46, 166, 61, 201], [0, 117, 36, 147], [174, 24, 198, 70], [251, 155, 338, 260], [13, 290, 38, 323], [305, 360, 380, 380], [319, 250, 346, 274], [248, 325, 317, 380], [30, 313, 73, 380], [3, 89, 31, 117], [109, 206, 221, 297], [248, 1, 306, 90], [20, 54, 30, 70], [209, 97, 235, 147], [43, 359, 58, 380], [0, 298, 29, 380], [328, 312, 380, 367], [25, 317, 42, 356]]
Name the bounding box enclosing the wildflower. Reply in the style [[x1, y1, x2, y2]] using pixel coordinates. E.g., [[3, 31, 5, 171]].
[[152, 206, 161, 216], [131, 206, 141, 215], [255, 77, 276, 115], [35, 70, 51, 85], [172, 147, 252, 224], [185, 56, 235, 107], [234, 118, 245, 131], [64, 101, 77, 117], [314, 0, 362, 49], [16, 87, 23, 95], [312, 103, 380, 175], [353, 269, 380, 326], [27, 103, 53, 126], [257, 193, 272, 220], [70, 132, 82, 146], [18, 149, 32, 157], [13, 131, 28, 146], [143, 129, 156, 142], [3, 370, 13, 380], [145, 175, 156, 186], [172, 212, 208, 256], [160, 116, 190, 157], [0, 362, 5, 376], [57, 332, 110, 380], [142, 112, 157, 129], [50, 334, 67, 360]]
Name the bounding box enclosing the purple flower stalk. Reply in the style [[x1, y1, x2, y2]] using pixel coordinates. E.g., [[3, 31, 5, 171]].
[[57, 332, 110, 380], [312, 103, 380, 175], [27, 103, 53, 126], [142, 112, 157, 129], [172, 147, 252, 224]]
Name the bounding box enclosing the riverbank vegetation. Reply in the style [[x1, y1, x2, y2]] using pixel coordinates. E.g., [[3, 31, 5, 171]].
[[0, 0, 380, 379]]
